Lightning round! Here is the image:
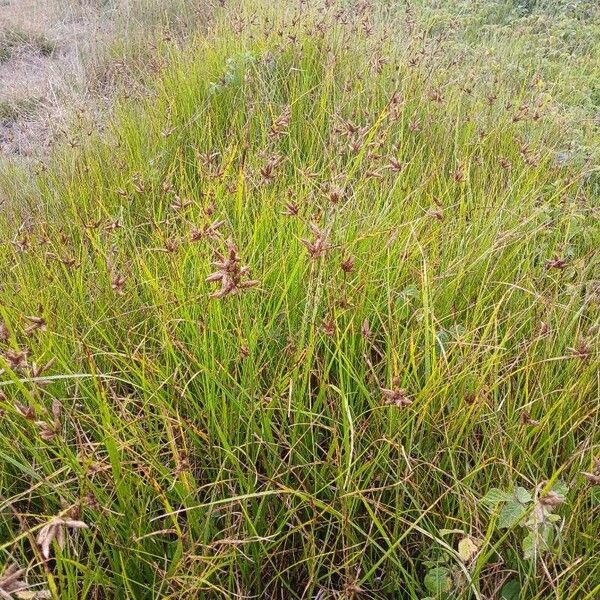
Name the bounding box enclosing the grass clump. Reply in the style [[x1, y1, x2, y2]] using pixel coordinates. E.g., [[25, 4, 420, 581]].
[[0, 97, 42, 122], [0, 1, 598, 598], [0, 27, 56, 62]]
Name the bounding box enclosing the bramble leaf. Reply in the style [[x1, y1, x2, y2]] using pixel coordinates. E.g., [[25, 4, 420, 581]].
[[500, 579, 521, 600], [481, 488, 513, 506], [551, 480, 569, 501], [424, 567, 453, 595], [498, 501, 527, 528], [522, 531, 535, 559], [514, 486, 533, 504]]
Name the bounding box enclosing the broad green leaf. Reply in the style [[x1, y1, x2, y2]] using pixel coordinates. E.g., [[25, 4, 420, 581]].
[[435, 329, 450, 352], [481, 488, 513, 506], [546, 513, 561, 523], [447, 323, 466, 338], [522, 531, 536, 559], [498, 501, 527, 528], [540, 524, 555, 548], [424, 567, 453, 595], [401, 285, 419, 299], [514, 486, 533, 504], [522, 527, 554, 560], [500, 579, 521, 600], [552, 480, 569, 501]]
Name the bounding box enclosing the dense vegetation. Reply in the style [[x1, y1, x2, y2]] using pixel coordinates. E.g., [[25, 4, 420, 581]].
[[0, 1, 598, 598]]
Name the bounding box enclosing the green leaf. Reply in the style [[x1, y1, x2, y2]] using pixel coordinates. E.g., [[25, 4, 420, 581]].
[[424, 567, 453, 595], [551, 480, 569, 501], [522, 531, 536, 559], [514, 486, 533, 504], [435, 329, 450, 352], [546, 513, 561, 523], [500, 579, 521, 600], [481, 488, 513, 506], [401, 285, 419, 299], [498, 501, 527, 528], [540, 524, 555, 548], [522, 526, 554, 560]]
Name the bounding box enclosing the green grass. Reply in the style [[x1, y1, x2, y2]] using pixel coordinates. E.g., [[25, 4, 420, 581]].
[[0, 1, 598, 598]]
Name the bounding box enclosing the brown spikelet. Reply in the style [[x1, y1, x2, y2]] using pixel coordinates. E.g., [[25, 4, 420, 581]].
[[380, 377, 412, 408], [191, 219, 224, 242], [171, 196, 192, 212], [361, 318, 371, 339], [4, 349, 28, 370], [539, 490, 564, 509], [340, 255, 355, 273], [36, 514, 88, 560], [546, 256, 567, 270], [269, 106, 291, 139], [452, 164, 465, 183], [283, 201, 299, 216], [0, 321, 10, 343], [387, 157, 403, 173], [582, 459, 600, 485], [31, 358, 56, 385], [320, 317, 335, 338], [105, 220, 122, 231], [25, 315, 46, 335], [259, 155, 283, 184], [301, 223, 330, 260], [408, 116, 421, 132], [381, 382, 412, 408], [0, 562, 49, 598], [570, 338, 591, 360], [520, 410, 539, 426], [15, 401, 35, 420], [206, 239, 260, 299], [132, 172, 145, 193], [111, 274, 126, 295]]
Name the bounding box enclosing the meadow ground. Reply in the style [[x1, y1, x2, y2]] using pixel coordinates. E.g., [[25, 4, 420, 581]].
[[0, 1, 599, 598]]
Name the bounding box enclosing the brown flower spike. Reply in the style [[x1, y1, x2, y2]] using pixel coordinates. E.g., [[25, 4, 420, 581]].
[[206, 239, 260, 299], [381, 378, 412, 408], [36, 515, 88, 559], [0, 563, 51, 599], [301, 223, 330, 260], [582, 459, 600, 486]]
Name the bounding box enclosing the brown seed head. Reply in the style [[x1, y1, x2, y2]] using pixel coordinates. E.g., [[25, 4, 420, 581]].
[[582, 459, 600, 485], [539, 490, 564, 509], [301, 223, 330, 260], [381, 385, 412, 408], [546, 256, 567, 270], [206, 239, 260, 299], [4, 349, 28, 370], [111, 274, 126, 295], [341, 255, 355, 273]]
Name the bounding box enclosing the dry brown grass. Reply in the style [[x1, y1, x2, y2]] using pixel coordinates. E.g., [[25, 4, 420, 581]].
[[0, 0, 208, 158], [0, 0, 91, 155]]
